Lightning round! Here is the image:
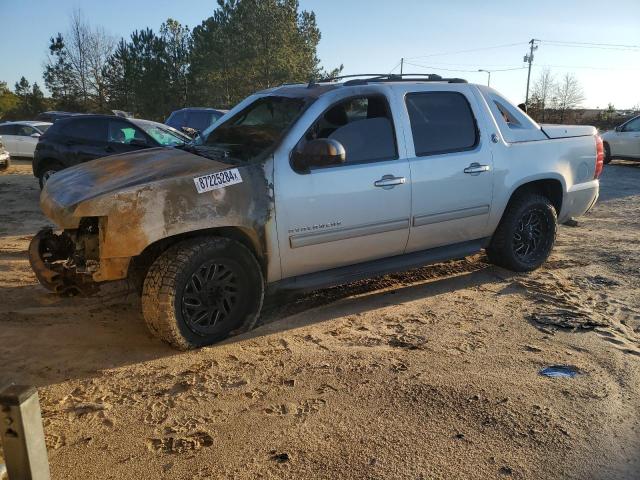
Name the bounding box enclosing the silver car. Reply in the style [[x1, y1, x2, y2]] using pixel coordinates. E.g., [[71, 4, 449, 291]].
[[601, 115, 640, 163], [29, 74, 601, 349]]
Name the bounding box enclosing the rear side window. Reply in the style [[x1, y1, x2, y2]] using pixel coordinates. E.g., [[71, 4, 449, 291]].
[[406, 92, 478, 156], [166, 110, 186, 129], [63, 119, 108, 142], [188, 111, 216, 131], [623, 117, 640, 132], [0, 124, 18, 135]]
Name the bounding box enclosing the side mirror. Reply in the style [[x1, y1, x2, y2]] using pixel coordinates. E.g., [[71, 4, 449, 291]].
[[30, 132, 41, 138], [130, 138, 149, 147], [292, 138, 346, 172], [615, 126, 622, 132]]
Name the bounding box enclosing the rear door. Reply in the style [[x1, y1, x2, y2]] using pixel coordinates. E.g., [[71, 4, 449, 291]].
[[0, 124, 19, 155], [15, 125, 39, 157], [63, 118, 109, 165], [395, 85, 494, 252]]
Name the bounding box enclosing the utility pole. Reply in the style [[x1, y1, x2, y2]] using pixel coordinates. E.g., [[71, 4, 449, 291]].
[[524, 38, 539, 108], [478, 69, 491, 86], [400, 57, 404, 75]]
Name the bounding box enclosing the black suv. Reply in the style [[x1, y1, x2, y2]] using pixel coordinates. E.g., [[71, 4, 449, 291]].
[[33, 115, 190, 187]]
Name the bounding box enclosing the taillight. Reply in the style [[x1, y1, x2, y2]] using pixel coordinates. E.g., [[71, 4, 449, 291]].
[[594, 135, 604, 179]]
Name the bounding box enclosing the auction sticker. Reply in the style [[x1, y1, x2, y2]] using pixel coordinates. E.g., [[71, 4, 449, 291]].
[[194, 168, 243, 193]]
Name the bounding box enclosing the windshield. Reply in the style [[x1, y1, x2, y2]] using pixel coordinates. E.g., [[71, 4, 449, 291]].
[[134, 120, 190, 146], [196, 96, 309, 162]]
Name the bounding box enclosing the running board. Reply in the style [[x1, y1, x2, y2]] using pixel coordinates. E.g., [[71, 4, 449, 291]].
[[269, 238, 489, 293]]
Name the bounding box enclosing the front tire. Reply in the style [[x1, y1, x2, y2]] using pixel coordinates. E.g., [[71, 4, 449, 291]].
[[142, 237, 264, 350], [486, 193, 557, 272]]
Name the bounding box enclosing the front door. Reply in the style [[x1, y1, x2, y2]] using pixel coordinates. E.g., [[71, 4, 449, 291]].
[[15, 125, 38, 157], [275, 93, 411, 278], [398, 87, 494, 252], [615, 117, 640, 158]]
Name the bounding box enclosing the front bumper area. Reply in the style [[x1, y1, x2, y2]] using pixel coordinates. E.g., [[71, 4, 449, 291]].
[[28, 228, 100, 295], [0, 151, 10, 170]]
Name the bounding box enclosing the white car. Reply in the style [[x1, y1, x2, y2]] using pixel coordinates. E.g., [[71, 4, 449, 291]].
[[601, 115, 640, 163], [0, 121, 52, 158], [0, 136, 9, 170]]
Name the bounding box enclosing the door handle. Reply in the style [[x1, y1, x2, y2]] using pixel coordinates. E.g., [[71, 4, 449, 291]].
[[374, 175, 406, 188], [464, 163, 490, 175]]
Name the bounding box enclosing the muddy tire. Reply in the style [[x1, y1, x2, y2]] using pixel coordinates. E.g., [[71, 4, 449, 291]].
[[142, 237, 264, 350], [603, 142, 612, 165], [486, 193, 557, 272]]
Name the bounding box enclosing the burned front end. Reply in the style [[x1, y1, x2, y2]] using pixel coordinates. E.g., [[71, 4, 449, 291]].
[[29, 218, 102, 295]]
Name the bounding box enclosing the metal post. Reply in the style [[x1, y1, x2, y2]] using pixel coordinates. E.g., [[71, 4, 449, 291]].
[[400, 57, 404, 75], [0, 386, 50, 480], [478, 69, 491, 86], [524, 39, 538, 108]]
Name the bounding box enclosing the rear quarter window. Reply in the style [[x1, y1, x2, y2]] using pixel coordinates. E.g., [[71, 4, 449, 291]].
[[61, 119, 107, 142], [405, 92, 478, 156]]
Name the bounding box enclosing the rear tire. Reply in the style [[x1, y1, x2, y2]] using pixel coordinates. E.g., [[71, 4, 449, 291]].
[[141, 237, 264, 350], [603, 142, 612, 165], [486, 193, 557, 272]]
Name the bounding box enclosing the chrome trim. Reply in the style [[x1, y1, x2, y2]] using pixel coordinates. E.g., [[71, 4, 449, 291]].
[[413, 205, 490, 227], [290, 218, 410, 249]]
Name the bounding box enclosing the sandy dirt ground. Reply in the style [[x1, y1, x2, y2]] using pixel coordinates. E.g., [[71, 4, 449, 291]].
[[0, 159, 639, 479]]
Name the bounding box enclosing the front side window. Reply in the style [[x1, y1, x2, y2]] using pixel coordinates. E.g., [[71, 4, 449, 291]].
[[17, 125, 36, 136], [406, 92, 478, 156], [35, 124, 51, 133], [108, 120, 146, 144], [622, 117, 640, 132], [296, 95, 397, 166], [135, 120, 189, 146], [199, 96, 309, 162]]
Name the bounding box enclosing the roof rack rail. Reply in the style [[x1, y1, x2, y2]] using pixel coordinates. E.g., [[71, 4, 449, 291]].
[[314, 73, 467, 86]]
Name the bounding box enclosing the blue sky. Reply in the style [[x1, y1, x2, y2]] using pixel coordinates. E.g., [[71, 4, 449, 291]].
[[0, 0, 638, 108]]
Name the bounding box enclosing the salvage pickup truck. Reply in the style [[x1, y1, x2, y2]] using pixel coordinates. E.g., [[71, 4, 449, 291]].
[[29, 74, 602, 349]]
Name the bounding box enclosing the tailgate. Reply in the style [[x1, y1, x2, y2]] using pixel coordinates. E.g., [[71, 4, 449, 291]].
[[541, 124, 596, 139]]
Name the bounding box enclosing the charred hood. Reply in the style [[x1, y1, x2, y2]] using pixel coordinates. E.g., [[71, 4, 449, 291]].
[[42, 147, 240, 209]]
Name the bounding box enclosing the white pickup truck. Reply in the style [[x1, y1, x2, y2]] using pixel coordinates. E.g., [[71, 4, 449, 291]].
[[30, 73, 602, 349]]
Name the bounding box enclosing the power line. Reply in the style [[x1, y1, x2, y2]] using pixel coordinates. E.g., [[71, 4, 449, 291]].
[[540, 39, 640, 50], [403, 61, 479, 73], [536, 63, 640, 71], [405, 41, 527, 60], [405, 61, 525, 73], [388, 61, 400, 74]]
